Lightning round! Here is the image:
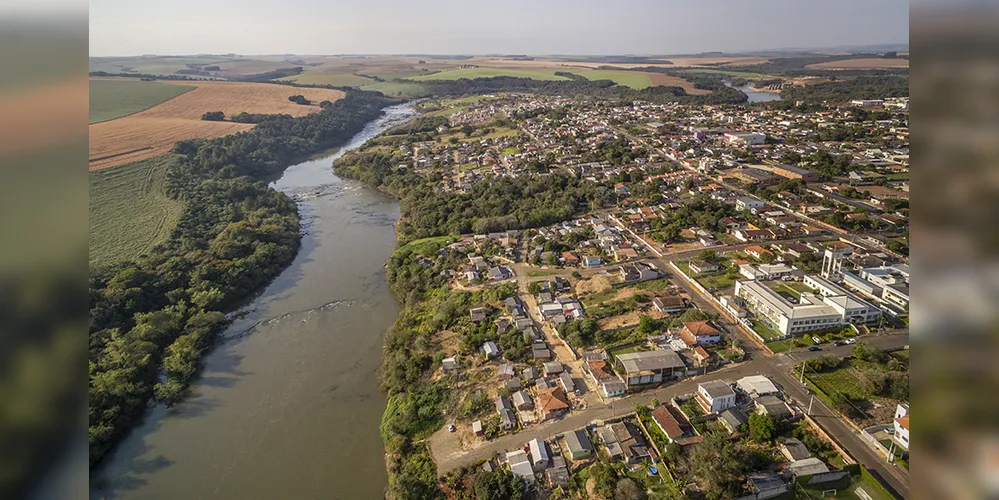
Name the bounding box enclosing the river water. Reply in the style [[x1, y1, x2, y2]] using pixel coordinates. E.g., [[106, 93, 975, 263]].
[[90, 102, 417, 500], [724, 80, 783, 103]]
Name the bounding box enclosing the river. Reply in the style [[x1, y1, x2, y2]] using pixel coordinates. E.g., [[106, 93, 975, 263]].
[[90, 102, 418, 500], [724, 80, 783, 103]]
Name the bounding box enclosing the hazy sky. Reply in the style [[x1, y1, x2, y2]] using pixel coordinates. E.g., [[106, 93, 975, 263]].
[[89, 0, 909, 56]]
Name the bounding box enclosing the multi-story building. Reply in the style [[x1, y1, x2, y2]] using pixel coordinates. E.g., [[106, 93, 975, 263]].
[[735, 275, 881, 336]]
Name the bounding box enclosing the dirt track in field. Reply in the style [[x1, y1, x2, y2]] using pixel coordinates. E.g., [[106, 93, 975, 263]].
[[89, 81, 344, 170]]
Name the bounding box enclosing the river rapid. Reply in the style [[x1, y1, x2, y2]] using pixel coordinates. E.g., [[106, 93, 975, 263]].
[[90, 102, 418, 500]]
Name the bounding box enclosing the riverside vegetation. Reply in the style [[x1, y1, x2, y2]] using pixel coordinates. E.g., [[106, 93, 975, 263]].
[[88, 89, 395, 466]]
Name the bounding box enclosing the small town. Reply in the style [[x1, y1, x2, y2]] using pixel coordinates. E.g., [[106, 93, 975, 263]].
[[351, 92, 910, 499]]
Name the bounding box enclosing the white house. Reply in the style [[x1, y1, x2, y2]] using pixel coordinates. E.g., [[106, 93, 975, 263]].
[[893, 403, 909, 449], [735, 196, 765, 212], [696, 380, 737, 413]]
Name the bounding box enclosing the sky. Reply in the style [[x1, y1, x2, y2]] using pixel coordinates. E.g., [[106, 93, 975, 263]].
[[89, 0, 909, 57]]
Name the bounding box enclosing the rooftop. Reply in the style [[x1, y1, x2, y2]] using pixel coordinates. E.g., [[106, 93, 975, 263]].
[[616, 350, 685, 374], [699, 380, 736, 399]]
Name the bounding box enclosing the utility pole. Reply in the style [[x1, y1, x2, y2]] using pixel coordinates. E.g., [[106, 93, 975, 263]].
[[807, 394, 814, 415], [799, 359, 806, 385]]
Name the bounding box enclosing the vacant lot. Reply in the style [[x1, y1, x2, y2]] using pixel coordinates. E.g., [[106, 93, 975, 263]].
[[89, 80, 344, 170], [807, 58, 910, 70], [90, 155, 186, 268], [90, 79, 195, 124]]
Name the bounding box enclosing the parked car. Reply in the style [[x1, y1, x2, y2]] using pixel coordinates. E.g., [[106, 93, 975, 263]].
[[834, 341, 846, 346], [808, 346, 821, 352], [781, 275, 795, 281], [845, 338, 857, 345], [812, 336, 822, 344]]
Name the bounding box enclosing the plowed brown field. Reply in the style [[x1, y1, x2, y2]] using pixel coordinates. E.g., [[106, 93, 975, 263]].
[[647, 73, 711, 95], [89, 80, 344, 170], [806, 58, 909, 70]]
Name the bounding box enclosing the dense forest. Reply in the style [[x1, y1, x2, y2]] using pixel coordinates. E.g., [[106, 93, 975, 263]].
[[401, 73, 748, 105], [88, 90, 396, 466], [776, 76, 909, 103], [333, 150, 616, 244]]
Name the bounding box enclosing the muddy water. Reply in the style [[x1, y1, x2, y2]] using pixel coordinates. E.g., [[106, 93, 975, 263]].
[[90, 102, 417, 500]]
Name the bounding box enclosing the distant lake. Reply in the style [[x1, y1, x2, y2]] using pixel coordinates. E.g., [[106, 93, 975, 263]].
[[725, 80, 783, 103]]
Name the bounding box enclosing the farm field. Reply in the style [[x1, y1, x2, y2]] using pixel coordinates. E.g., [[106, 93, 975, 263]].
[[90, 79, 195, 124], [573, 70, 652, 89], [359, 81, 429, 97], [278, 72, 376, 86], [89, 155, 185, 268], [88, 80, 344, 170], [679, 68, 776, 80], [806, 58, 909, 70], [412, 67, 570, 81]]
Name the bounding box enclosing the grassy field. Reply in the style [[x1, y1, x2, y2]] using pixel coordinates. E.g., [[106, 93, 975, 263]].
[[90, 79, 195, 124], [572, 70, 653, 89], [278, 72, 376, 87], [90, 155, 186, 268], [526, 269, 562, 277], [751, 319, 784, 340], [359, 81, 429, 97], [412, 67, 570, 81]]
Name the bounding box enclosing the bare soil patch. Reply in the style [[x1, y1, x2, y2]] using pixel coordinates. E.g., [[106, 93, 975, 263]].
[[88, 81, 344, 170], [575, 275, 613, 296]]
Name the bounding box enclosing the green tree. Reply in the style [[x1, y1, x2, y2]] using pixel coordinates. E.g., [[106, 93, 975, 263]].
[[688, 432, 745, 500], [749, 413, 776, 443], [471, 468, 524, 500], [698, 250, 717, 262]]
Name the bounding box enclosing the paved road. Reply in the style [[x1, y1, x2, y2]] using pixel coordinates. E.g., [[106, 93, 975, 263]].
[[429, 358, 769, 473]]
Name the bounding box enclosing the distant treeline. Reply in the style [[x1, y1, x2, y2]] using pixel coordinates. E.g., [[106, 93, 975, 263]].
[[775, 76, 909, 103], [89, 71, 218, 81], [721, 54, 909, 77], [399, 74, 748, 105], [233, 66, 303, 82], [88, 90, 397, 467]]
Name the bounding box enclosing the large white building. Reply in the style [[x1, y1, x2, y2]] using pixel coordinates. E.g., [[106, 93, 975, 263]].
[[724, 132, 766, 145], [841, 264, 910, 310], [735, 275, 881, 336]]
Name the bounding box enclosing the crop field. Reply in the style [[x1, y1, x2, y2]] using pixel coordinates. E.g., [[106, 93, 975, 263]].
[[573, 70, 651, 89], [359, 81, 429, 97], [88, 80, 344, 170], [90, 155, 186, 268], [806, 58, 909, 70], [679, 68, 776, 80], [412, 67, 571, 81], [278, 72, 376, 86], [90, 56, 223, 75], [90, 79, 195, 124]]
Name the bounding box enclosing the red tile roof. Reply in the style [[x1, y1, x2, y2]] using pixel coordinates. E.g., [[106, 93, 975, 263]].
[[651, 406, 684, 440]]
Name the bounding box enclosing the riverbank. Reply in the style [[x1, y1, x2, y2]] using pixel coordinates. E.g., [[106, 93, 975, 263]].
[[90, 102, 418, 499], [89, 90, 399, 469]]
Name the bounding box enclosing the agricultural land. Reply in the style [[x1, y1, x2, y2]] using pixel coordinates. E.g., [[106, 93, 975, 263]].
[[89, 155, 186, 268], [88, 80, 344, 170], [89, 79, 195, 124]]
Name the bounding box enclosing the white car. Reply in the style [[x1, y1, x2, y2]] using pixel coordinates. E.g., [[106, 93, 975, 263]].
[[845, 338, 857, 345]]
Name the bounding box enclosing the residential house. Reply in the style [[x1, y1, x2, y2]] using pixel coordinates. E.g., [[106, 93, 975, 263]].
[[522, 366, 539, 382], [582, 256, 604, 268], [780, 437, 812, 462], [614, 247, 640, 261], [506, 450, 535, 481], [680, 320, 723, 346], [688, 260, 719, 274], [696, 380, 737, 413], [606, 422, 652, 465], [651, 405, 695, 444], [653, 296, 685, 314], [504, 378, 521, 391], [737, 375, 780, 399], [736, 196, 766, 212], [893, 403, 910, 449], [537, 387, 570, 420], [472, 420, 483, 436], [559, 372, 577, 394], [545, 456, 570, 489], [789, 457, 830, 476], [755, 395, 792, 419], [442, 357, 459, 374], [498, 364, 516, 380], [565, 430, 594, 460], [513, 390, 534, 410], [744, 245, 774, 261], [692, 346, 714, 366], [529, 438, 551, 471], [719, 408, 749, 433], [561, 252, 580, 266], [615, 350, 686, 388], [747, 472, 788, 498], [543, 362, 564, 376], [470, 307, 488, 322], [481, 341, 500, 359]]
